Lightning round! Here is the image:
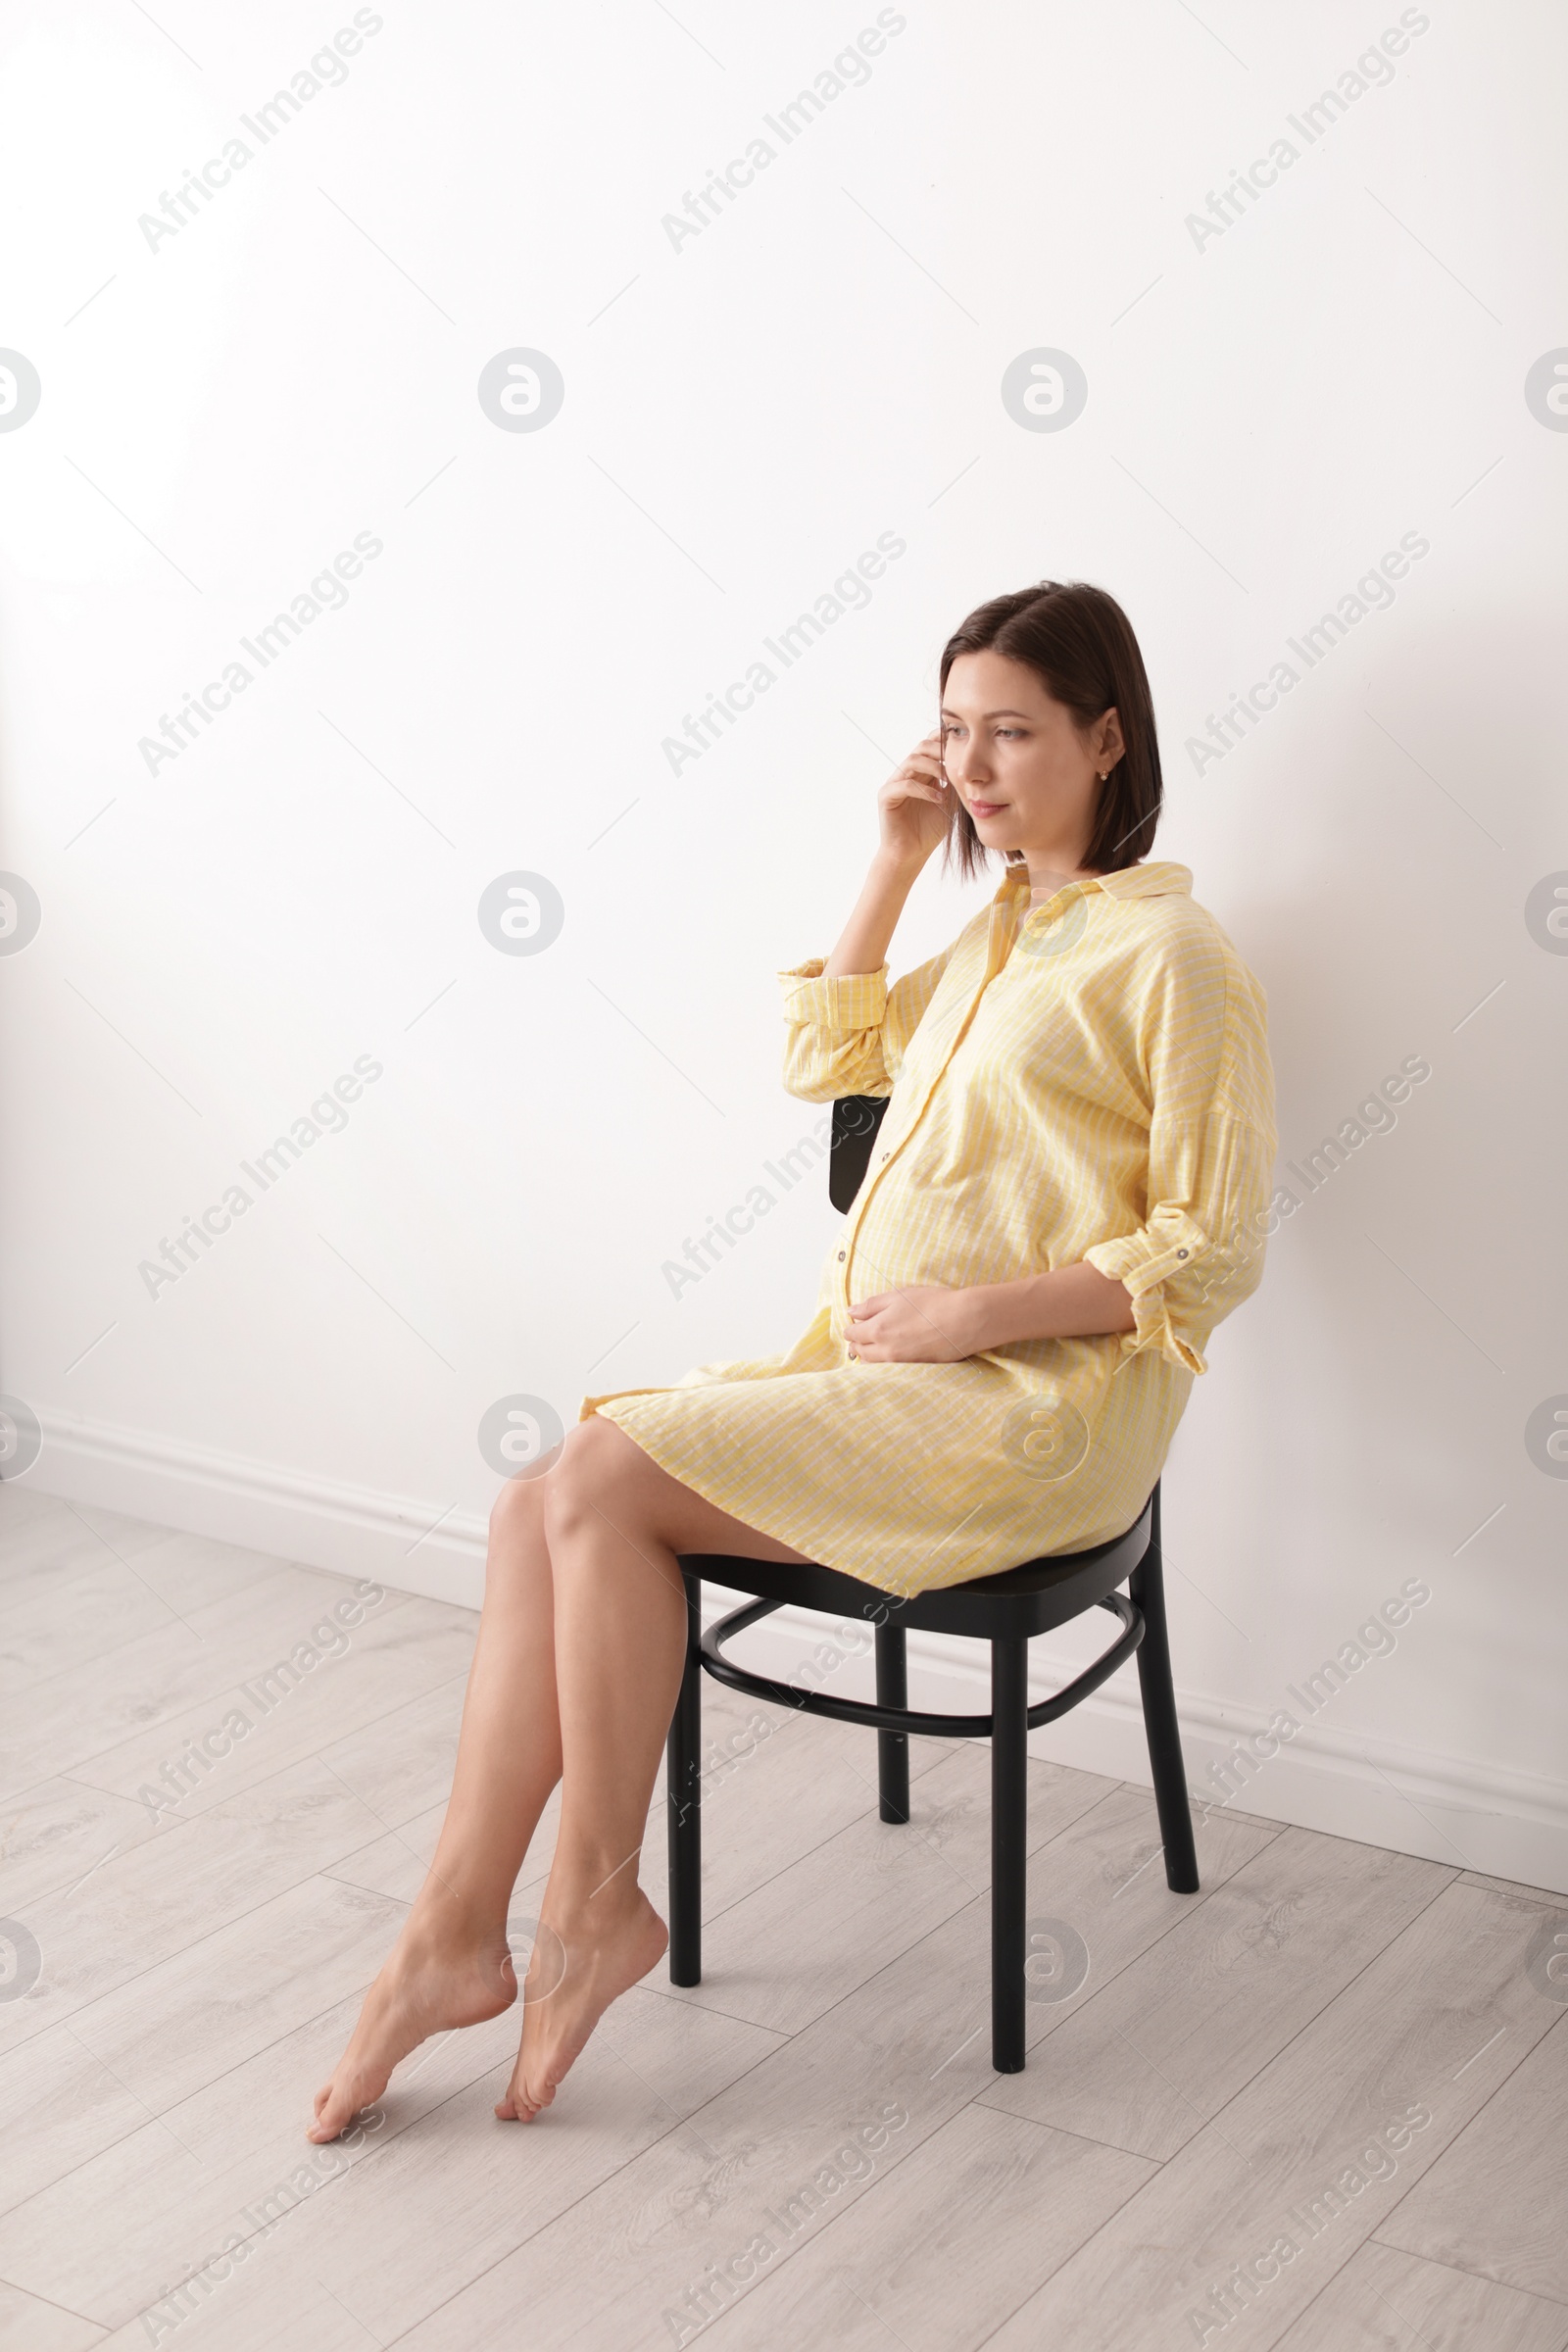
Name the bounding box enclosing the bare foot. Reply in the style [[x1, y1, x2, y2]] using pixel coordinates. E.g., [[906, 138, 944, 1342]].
[[310, 1912, 517, 2142], [495, 1886, 667, 2123]]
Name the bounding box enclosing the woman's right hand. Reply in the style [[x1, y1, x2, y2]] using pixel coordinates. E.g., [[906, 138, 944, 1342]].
[[823, 733, 954, 977], [876, 731, 954, 868]]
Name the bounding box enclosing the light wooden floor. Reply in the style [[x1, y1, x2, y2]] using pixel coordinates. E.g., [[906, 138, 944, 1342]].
[[2, 1481, 1565, 2352]]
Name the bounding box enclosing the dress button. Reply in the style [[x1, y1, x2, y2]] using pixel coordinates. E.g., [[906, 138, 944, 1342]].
[[837, 1249, 846, 1261], [1177, 1249, 1188, 1258]]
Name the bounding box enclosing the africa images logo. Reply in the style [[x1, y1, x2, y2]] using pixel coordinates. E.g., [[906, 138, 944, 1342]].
[[1524, 350, 1568, 430], [476, 350, 564, 432], [0, 350, 41, 431], [1000, 349, 1088, 433], [0, 873, 42, 955]]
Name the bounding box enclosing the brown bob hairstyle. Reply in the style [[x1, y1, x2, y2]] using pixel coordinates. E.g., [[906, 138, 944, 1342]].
[[938, 580, 1163, 881]]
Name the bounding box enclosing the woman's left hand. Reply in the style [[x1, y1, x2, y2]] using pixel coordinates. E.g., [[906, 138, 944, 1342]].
[[844, 1286, 992, 1363]]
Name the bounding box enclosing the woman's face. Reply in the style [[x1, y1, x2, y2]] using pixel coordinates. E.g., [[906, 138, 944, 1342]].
[[940, 650, 1121, 870]]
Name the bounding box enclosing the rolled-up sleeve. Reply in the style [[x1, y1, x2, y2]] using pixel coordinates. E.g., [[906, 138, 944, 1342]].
[[1083, 943, 1277, 1376], [780, 948, 952, 1102], [1084, 1114, 1276, 1374]]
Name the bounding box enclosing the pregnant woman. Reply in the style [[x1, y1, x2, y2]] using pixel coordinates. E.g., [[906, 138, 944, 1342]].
[[311, 579, 1278, 2140]]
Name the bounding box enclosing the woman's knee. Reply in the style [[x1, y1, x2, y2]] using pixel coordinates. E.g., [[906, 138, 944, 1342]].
[[486, 1455, 556, 1567], [543, 1417, 638, 1541]]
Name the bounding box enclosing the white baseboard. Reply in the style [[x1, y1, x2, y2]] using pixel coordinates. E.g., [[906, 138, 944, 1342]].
[[27, 1408, 489, 1599], [24, 1411, 1568, 1896]]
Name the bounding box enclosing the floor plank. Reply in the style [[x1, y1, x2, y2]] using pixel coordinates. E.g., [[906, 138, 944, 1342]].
[[1376, 2010, 1568, 2304], [91, 2276, 373, 2350], [67, 1595, 475, 1819], [0, 1757, 390, 2058], [0, 1776, 163, 1914], [1273, 2240, 1568, 2350], [66, 1875, 409, 2119], [86, 2229, 415, 2352], [978, 1825, 1447, 2159], [0, 2022, 175, 2223], [1, 1553, 213, 1696], [0, 1562, 416, 1805], [316, 1670, 469, 1827], [0, 1512, 344, 1694], [0, 2278, 106, 2351], [0, 1489, 172, 1600], [696, 2104, 1155, 2352]]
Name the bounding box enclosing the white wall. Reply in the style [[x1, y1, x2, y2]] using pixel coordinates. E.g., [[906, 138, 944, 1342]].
[[3, 0, 1566, 1886]]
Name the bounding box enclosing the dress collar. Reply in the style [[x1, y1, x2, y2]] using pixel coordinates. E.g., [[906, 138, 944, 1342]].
[[996, 858, 1194, 906]]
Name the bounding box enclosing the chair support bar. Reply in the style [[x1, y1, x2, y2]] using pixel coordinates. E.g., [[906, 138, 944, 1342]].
[[697, 1590, 1145, 1739]]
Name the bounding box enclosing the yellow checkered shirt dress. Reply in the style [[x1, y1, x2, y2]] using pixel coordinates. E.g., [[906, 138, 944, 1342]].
[[585, 858, 1277, 1595]]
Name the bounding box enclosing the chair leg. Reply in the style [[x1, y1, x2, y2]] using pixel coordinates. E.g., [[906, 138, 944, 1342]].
[[1129, 1482, 1200, 1894], [991, 1633, 1029, 2073], [665, 1567, 703, 1984], [875, 1623, 910, 1824]]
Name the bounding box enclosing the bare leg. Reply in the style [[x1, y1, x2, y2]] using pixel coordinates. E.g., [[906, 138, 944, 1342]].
[[497, 1416, 808, 2124], [311, 1422, 807, 2139], [310, 1457, 565, 2141]]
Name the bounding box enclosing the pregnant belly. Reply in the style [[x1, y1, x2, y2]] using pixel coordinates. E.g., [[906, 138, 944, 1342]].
[[843, 1184, 1054, 1303]]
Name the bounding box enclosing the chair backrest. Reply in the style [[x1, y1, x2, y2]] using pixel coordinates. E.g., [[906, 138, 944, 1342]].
[[828, 1095, 891, 1212]]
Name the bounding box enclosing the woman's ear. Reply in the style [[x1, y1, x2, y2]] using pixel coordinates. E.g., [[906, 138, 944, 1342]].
[[1097, 707, 1125, 768]]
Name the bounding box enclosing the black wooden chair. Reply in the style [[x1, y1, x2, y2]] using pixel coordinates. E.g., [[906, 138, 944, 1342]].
[[667, 1094, 1199, 2071]]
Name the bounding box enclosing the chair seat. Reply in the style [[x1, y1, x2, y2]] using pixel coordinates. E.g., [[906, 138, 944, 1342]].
[[679, 1493, 1152, 1642]]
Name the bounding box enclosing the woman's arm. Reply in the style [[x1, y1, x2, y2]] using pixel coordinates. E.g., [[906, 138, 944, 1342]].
[[973, 1263, 1137, 1344], [782, 731, 960, 1101], [825, 732, 953, 976], [823, 852, 925, 978], [845, 1265, 1135, 1363]]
